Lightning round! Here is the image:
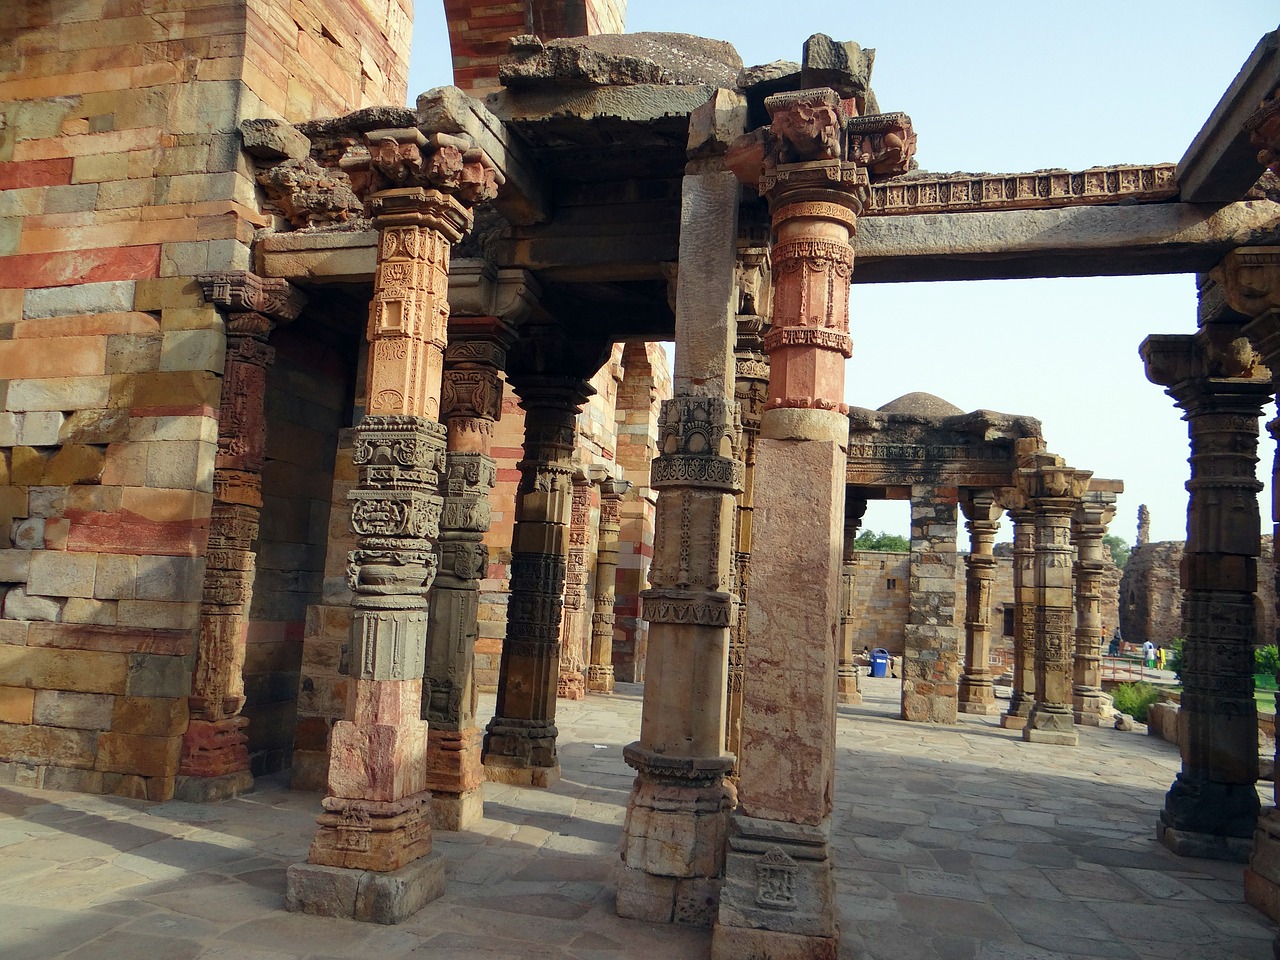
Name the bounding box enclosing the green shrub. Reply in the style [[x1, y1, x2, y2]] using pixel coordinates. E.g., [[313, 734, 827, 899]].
[[1111, 682, 1163, 723], [1169, 638, 1183, 680], [1257, 644, 1280, 677]]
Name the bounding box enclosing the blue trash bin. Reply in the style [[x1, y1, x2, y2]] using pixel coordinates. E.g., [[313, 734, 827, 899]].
[[870, 648, 889, 678]]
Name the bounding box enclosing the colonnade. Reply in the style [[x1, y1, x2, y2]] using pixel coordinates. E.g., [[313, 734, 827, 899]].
[[196, 83, 1280, 954]]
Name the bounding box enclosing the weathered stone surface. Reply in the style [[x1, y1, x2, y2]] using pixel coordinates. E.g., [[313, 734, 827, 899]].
[[4, 586, 63, 621], [500, 32, 741, 90], [735, 60, 800, 92], [286, 852, 446, 924], [800, 33, 874, 100], [239, 118, 312, 161]]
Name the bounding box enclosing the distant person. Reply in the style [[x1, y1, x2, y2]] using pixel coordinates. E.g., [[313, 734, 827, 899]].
[[1143, 640, 1156, 668], [1156, 646, 1166, 670], [862, 646, 871, 675]]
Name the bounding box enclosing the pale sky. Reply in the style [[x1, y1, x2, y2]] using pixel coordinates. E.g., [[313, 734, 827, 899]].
[[406, 2, 1280, 545]]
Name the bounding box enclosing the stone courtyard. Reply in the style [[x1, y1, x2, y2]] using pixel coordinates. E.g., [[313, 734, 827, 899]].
[[1, 680, 1271, 960]]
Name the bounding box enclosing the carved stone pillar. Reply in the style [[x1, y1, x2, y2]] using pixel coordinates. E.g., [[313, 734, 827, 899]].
[[1072, 488, 1119, 726], [958, 491, 1001, 716], [902, 484, 961, 724], [1142, 320, 1269, 860], [179, 273, 305, 802], [557, 465, 600, 701], [482, 325, 605, 789], [422, 315, 512, 832], [838, 496, 868, 706], [1001, 494, 1037, 731], [715, 78, 908, 960], [616, 173, 743, 926], [587, 477, 631, 693], [286, 122, 498, 923], [727, 235, 771, 773], [1208, 250, 1280, 902], [1019, 453, 1090, 746]]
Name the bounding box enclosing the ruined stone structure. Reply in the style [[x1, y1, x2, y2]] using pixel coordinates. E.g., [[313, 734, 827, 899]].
[[3, 1, 1280, 952]]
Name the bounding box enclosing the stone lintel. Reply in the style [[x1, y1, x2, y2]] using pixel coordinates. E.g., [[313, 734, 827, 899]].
[[285, 853, 446, 924], [486, 83, 718, 127], [1178, 29, 1280, 203], [257, 200, 1280, 291]]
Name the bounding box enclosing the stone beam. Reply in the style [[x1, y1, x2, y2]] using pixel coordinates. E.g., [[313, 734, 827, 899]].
[[853, 199, 1280, 283], [417, 86, 549, 226], [1179, 29, 1280, 203], [486, 84, 717, 126], [257, 199, 1280, 288]]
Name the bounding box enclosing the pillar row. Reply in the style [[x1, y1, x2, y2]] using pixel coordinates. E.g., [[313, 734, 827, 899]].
[[1072, 489, 1118, 726], [1001, 492, 1037, 731], [838, 495, 868, 706]]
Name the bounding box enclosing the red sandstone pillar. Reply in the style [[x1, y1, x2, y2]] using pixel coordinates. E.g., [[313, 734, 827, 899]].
[[178, 273, 305, 802], [286, 121, 498, 923], [715, 84, 908, 960], [1001, 492, 1037, 730], [587, 477, 631, 693], [837, 494, 868, 706], [1072, 487, 1120, 726]]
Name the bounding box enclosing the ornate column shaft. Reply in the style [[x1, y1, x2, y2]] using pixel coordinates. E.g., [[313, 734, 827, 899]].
[[587, 478, 631, 693], [1001, 497, 1037, 730], [617, 92, 747, 928], [727, 235, 772, 770], [1206, 249, 1280, 904], [287, 121, 498, 923], [958, 491, 1001, 716], [1020, 453, 1090, 746], [715, 75, 908, 960], [557, 465, 601, 700], [1143, 318, 1269, 861], [1072, 489, 1119, 726], [838, 496, 868, 706], [422, 316, 512, 831], [482, 325, 604, 788], [179, 272, 305, 802]]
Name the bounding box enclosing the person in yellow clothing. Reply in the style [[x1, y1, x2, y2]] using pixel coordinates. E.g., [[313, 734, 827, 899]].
[[1155, 646, 1166, 671]]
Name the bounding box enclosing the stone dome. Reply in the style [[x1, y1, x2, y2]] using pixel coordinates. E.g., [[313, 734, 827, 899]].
[[876, 392, 965, 418]]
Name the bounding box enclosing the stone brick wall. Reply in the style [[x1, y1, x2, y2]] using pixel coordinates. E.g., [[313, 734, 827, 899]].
[[444, 0, 627, 95], [1120, 536, 1275, 647], [0, 0, 405, 798]]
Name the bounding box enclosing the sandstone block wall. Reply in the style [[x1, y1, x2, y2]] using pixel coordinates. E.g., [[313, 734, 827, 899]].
[[444, 0, 628, 95], [0, 0, 404, 798], [1119, 536, 1275, 647]]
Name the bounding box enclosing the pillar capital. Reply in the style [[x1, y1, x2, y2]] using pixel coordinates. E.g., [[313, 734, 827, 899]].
[[1213, 247, 1280, 319], [198, 270, 307, 327]]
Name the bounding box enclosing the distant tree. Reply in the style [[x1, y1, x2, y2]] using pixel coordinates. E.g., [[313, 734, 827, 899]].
[[854, 530, 910, 553], [1103, 534, 1130, 570]]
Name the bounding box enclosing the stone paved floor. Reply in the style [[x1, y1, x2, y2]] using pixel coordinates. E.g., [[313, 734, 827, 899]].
[[0, 678, 1274, 959]]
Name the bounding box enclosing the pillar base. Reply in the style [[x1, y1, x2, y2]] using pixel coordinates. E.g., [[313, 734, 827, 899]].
[[958, 676, 997, 715], [1074, 687, 1112, 726], [308, 793, 433, 872], [285, 851, 445, 924], [483, 757, 561, 788], [836, 669, 861, 705], [482, 716, 559, 788], [557, 669, 585, 700], [424, 726, 484, 828], [429, 788, 484, 832], [173, 770, 254, 803], [958, 701, 1001, 716], [1246, 810, 1280, 920], [713, 814, 837, 958], [1158, 773, 1259, 862], [587, 663, 615, 694], [178, 716, 250, 780], [615, 864, 722, 928], [1023, 706, 1078, 745], [1000, 714, 1028, 730]]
